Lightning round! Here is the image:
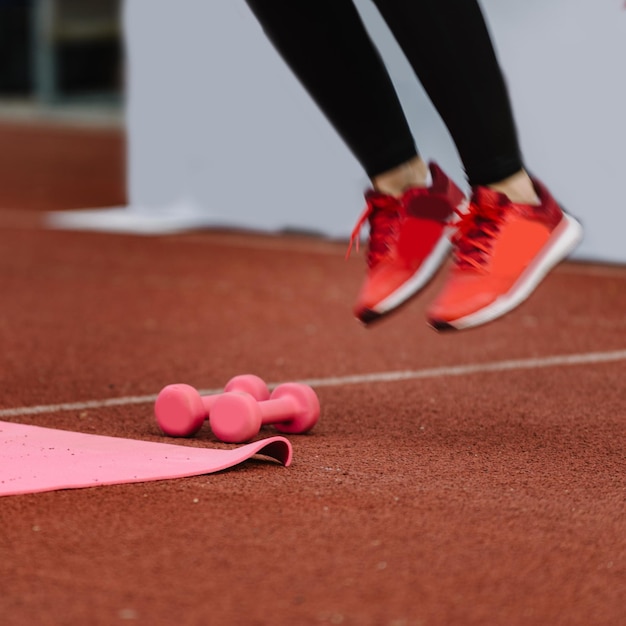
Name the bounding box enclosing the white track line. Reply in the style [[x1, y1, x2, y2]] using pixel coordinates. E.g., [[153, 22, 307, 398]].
[[1, 349, 625, 419]]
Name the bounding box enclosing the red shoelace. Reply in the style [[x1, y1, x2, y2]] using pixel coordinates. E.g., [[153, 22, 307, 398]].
[[345, 195, 401, 266], [452, 198, 506, 271]]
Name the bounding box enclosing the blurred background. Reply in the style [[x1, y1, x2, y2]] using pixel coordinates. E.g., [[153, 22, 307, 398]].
[[0, 0, 125, 212], [0, 0, 122, 105], [1, 0, 624, 262]]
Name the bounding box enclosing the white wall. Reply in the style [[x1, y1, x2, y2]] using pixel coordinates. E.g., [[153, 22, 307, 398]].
[[77, 1, 626, 262], [123, 0, 364, 237]]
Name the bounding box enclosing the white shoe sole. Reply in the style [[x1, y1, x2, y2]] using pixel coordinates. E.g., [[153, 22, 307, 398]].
[[429, 213, 584, 331]]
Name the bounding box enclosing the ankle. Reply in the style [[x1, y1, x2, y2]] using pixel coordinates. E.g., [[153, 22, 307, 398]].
[[486, 169, 540, 205], [372, 157, 429, 197]]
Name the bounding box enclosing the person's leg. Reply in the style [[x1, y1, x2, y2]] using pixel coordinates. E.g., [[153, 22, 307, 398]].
[[370, 0, 582, 329], [245, 0, 466, 325], [371, 0, 537, 204], [244, 0, 423, 187]]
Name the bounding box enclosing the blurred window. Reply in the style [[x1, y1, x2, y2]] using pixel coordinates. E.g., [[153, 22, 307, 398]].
[[0, 0, 122, 104]]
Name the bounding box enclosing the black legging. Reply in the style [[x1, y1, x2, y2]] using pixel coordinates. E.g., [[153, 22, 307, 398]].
[[244, 0, 523, 186]]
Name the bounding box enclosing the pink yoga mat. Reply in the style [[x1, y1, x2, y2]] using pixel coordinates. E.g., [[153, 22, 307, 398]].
[[0, 420, 292, 497]]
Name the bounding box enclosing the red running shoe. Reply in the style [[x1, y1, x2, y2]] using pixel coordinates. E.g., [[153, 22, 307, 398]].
[[427, 179, 583, 331], [349, 163, 466, 324]]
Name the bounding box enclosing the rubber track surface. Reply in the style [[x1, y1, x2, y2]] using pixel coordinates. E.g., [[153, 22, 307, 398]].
[[0, 123, 624, 626]]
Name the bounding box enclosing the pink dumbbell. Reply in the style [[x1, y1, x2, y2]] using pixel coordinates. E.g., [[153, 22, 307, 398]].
[[209, 382, 320, 443], [155, 375, 270, 437]]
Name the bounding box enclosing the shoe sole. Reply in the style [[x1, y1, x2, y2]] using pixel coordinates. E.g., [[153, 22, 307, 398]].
[[429, 213, 584, 331], [358, 231, 453, 325]]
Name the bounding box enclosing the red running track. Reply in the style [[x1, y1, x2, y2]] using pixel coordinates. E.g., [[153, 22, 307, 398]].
[[0, 123, 624, 626]]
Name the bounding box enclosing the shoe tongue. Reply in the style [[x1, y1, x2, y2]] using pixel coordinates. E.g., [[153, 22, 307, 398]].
[[472, 186, 509, 208], [454, 187, 507, 270], [365, 189, 397, 205], [365, 192, 405, 219]]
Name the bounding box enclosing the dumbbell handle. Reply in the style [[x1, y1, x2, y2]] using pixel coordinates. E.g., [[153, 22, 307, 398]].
[[199, 376, 270, 414], [257, 396, 297, 425], [202, 393, 278, 416], [200, 395, 220, 414]]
